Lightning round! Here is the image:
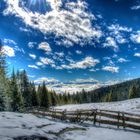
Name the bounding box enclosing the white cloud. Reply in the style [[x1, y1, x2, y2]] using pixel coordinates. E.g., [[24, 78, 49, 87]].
[[38, 42, 52, 53], [103, 37, 118, 51], [40, 57, 55, 67], [14, 46, 25, 54], [102, 66, 119, 73], [34, 77, 59, 84], [70, 78, 98, 84], [130, 31, 140, 43], [108, 24, 132, 33], [28, 75, 35, 78], [29, 54, 36, 59], [28, 42, 36, 48], [55, 52, 64, 57], [19, 27, 30, 32], [2, 45, 15, 57], [3, 38, 17, 45], [108, 24, 132, 45], [131, 5, 140, 10], [36, 62, 44, 66], [118, 58, 129, 63], [134, 53, 140, 57], [3, 0, 101, 46], [76, 50, 82, 55], [89, 68, 99, 72], [61, 56, 100, 69], [28, 65, 39, 69]]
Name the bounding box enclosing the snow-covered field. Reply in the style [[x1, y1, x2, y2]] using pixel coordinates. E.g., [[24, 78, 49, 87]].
[[56, 98, 140, 114], [0, 98, 140, 140]]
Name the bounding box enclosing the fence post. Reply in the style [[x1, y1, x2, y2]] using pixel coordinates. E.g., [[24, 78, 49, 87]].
[[76, 110, 80, 122], [99, 110, 101, 126], [52, 108, 56, 120], [93, 109, 97, 125], [62, 109, 66, 121], [117, 112, 120, 128], [122, 113, 125, 129]]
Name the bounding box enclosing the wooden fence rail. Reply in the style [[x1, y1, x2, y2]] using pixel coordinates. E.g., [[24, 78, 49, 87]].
[[26, 107, 140, 130]]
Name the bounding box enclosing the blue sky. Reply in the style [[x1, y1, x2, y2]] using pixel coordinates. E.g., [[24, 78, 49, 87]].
[[1, 0, 140, 93]]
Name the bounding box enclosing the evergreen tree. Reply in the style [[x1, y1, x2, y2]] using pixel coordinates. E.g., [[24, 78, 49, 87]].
[[128, 86, 138, 99], [50, 91, 57, 106], [63, 92, 69, 104], [10, 69, 23, 112], [81, 89, 88, 103], [0, 39, 10, 111], [37, 84, 42, 106], [20, 70, 32, 107], [39, 82, 51, 108], [30, 82, 39, 106]]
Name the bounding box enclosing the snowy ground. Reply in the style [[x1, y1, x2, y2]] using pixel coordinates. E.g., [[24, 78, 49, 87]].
[[0, 98, 140, 140], [56, 98, 140, 114]]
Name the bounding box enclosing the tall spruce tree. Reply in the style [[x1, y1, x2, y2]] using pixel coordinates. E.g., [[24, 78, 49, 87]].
[[0, 39, 10, 111], [10, 69, 23, 112], [30, 82, 39, 107], [128, 85, 138, 99], [50, 91, 57, 106], [20, 70, 32, 107], [39, 82, 51, 108]]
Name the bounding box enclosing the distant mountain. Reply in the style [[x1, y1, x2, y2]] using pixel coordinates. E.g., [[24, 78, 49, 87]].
[[68, 78, 140, 104], [87, 78, 140, 102]]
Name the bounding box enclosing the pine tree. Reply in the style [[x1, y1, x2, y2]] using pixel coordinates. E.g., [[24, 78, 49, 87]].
[[39, 82, 51, 108], [10, 69, 23, 112], [19, 70, 32, 107], [128, 86, 138, 99], [0, 39, 10, 111], [30, 82, 39, 107], [37, 84, 42, 106], [81, 89, 88, 103], [50, 91, 57, 106], [63, 92, 69, 104]]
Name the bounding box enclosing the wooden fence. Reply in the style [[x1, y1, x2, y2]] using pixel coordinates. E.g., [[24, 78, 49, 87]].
[[27, 107, 140, 130]]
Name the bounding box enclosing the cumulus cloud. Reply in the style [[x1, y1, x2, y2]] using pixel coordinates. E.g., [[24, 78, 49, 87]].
[[107, 24, 132, 46], [70, 78, 98, 84], [28, 42, 36, 48], [19, 27, 30, 32], [130, 31, 140, 43], [3, 38, 17, 45], [131, 5, 140, 10], [28, 75, 35, 78], [3, 0, 101, 46], [28, 65, 39, 69], [76, 50, 82, 55], [2, 45, 15, 57], [102, 66, 119, 73], [108, 24, 132, 33], [134, 53, 140, 57], [38, 42, 52, 53], [36, 62, 44, 66], [103, 37, 118, 51], [118, 58, 129, 63], [61, 56, 100, 69], [55, 52, 64, 57], [29, 53, 36, 59], [40, 57, 55, 67]]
